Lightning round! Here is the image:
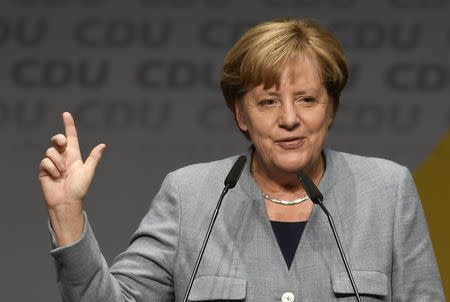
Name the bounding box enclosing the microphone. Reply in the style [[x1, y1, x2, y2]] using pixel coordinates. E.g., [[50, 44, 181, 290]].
[[298, 171, 362, 302], [182, 155, 247, 302], [224, 155, 247, 188]]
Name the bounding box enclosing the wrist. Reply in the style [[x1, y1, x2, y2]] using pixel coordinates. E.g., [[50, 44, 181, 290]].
[[48, 204, 85, 247]]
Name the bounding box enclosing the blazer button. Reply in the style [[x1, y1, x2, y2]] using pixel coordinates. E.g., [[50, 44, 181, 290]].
[[281, 292, 295, 302]]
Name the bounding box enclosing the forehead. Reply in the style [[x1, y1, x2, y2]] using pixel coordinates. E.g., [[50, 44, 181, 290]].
[[255, 54, 324, 94]]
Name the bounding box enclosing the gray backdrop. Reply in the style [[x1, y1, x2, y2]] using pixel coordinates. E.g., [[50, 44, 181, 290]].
[[0, 0, 449, 301]]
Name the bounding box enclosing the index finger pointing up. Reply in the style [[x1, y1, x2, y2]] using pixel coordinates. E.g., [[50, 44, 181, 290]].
[[62, 112, 80, 150]]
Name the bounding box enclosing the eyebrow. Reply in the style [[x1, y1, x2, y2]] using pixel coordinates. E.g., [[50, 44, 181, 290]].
[[259, 89, 318, 96]]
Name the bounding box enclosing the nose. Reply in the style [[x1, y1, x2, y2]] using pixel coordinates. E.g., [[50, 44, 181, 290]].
[[278, 102, 300, 130]]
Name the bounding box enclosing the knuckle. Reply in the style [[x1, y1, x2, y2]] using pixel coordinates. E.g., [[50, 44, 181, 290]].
[[40, 158, 51, 169], [45, 147, 55, 157], [39, 158, 46, 167], [51, 134, 66, 145]]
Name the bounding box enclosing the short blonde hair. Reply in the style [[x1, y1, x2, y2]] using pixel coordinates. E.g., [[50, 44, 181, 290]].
[[220, 18, 348, 117]]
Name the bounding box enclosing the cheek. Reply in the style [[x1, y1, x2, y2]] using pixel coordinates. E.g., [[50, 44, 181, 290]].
[[304, 110, 332, 136], [248, 114, 275, 137]]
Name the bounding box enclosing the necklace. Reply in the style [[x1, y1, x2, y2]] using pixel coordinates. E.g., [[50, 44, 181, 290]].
[[262, 192, 310, 206]]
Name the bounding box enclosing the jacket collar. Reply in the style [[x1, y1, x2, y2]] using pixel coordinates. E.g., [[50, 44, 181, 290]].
[[237, 146, 338, 202]]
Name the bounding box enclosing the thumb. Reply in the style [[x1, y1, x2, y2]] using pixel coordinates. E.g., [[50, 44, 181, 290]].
[[84, 143, 106, 177]]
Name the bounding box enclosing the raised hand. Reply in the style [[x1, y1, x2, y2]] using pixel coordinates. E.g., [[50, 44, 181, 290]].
[[39, 112, 106, 246]]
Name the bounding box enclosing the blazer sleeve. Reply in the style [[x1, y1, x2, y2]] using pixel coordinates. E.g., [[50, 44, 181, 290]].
[[391, 167, 444, 301], [49, 172, 180, 302]]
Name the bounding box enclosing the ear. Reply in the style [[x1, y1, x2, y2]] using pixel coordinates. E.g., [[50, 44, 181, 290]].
[[327, 110, 334, 128], [234, 100, 248, 132], [326, 99, 336, 128]]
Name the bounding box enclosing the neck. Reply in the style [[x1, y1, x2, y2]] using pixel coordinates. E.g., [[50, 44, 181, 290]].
[[251, 151, 325, 199]]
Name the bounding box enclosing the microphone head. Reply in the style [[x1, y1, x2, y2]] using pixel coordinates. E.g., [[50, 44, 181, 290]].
[[298, 170, 323, 204], [224, 155, 247, 189]]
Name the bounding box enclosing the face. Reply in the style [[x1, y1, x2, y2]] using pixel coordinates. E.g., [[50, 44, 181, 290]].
[[235, 54, 334, 178]]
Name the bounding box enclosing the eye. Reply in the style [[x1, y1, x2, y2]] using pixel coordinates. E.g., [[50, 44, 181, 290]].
[[299, 96, 317, 106], [258, 98, 278, 107]]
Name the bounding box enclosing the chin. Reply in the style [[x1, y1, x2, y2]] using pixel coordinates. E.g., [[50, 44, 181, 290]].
[[275, 157, 309, 174]]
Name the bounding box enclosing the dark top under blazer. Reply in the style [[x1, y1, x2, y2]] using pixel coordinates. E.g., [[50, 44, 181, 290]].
[[49, 148, 445, 301]]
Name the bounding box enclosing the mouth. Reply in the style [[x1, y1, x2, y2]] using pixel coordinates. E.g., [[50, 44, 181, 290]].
[[275, 136, 305, 150]]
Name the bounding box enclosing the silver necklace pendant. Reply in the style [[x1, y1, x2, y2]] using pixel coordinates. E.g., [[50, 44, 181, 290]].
[[262, 192, 310, 206]]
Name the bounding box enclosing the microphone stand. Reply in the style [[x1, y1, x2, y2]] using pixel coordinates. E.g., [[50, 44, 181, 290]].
[[182, 155, 247, 302], [182, 185, 231, 302], [298, 171, 362, 302], [316, 199, 362, 302]]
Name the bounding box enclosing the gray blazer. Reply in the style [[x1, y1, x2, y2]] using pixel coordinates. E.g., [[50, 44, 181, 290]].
[[50, 148, 444, 301]]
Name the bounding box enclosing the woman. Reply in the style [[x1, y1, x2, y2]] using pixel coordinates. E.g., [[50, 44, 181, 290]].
[[39, 19, 444, 301]]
